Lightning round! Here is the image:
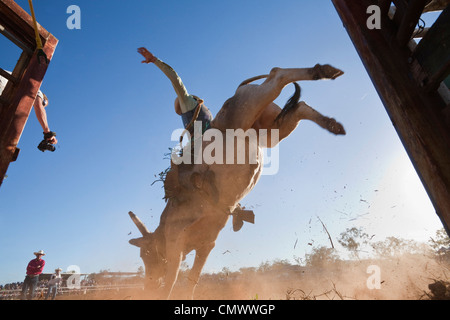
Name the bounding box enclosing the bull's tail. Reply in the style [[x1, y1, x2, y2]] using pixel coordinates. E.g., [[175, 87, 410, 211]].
[[238, 74, 301, 124], [274, 82, 301, 124], [238, 74, 269, 87]]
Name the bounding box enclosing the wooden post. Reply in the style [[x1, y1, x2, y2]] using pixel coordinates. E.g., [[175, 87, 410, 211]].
[[379, 0, 392, 17], [0, 0, 58, 186], [332, 0, 450, 235], [413, 7, 450, 92], [396, 0, 428, 47], [424, 0, 450, 12]]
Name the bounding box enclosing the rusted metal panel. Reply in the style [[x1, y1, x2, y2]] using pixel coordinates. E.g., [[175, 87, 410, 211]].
[[332, 0, 450, 234]]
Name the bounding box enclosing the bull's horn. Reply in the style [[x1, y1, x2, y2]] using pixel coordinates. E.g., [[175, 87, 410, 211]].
[[128, 211, 151, 236], [129, 237, 146, 248]]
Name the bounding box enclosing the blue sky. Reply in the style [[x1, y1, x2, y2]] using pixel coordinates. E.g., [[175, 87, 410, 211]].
[[0, 0, 444, 285]]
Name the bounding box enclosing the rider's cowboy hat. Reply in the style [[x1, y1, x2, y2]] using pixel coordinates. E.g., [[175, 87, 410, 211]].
[[34, 250, 45, 256]]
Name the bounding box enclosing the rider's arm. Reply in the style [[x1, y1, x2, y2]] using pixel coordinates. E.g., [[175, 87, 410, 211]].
[[138, 48, 197, 113], [154, 59, 188, 97]]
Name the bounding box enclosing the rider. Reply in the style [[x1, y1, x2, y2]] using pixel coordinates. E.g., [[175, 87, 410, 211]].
[[138, 47, 252, 232], [137, 47, 213, 137]]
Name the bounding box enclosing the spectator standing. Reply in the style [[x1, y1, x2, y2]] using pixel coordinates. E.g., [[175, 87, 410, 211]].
[[21, 250, 46, 300], [45, 268, 62, 300]]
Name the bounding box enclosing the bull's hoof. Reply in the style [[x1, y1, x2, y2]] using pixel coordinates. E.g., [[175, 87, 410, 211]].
[[232, 214, 244, 232], [312, 64, 344, 80], [328, 118, 346, 135]]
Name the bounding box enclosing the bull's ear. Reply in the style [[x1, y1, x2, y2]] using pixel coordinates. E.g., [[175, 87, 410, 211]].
[[129, 237, 147, 248]]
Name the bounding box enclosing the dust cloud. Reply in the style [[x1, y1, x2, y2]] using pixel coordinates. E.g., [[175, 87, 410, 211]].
[[60, 251, 449, 300]]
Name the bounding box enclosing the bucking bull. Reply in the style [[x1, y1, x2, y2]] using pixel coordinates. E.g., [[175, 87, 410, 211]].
[[128, 64, 346, 299]]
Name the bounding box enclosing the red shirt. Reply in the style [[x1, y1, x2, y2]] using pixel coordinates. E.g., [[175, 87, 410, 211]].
[[26, 258, 45, 275]]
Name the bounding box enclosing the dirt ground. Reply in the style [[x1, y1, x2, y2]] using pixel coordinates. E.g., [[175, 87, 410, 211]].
[[58, 255, 449, 300]]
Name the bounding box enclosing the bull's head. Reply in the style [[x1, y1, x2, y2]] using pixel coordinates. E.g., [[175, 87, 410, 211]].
[[128, 211, 167, 290]]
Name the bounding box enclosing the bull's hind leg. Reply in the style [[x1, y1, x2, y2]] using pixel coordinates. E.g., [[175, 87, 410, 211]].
[[256, 101, 345, 148], [212, 64, 343, 132], [271, 64, 344, 84], [295, 101, 346, 135]]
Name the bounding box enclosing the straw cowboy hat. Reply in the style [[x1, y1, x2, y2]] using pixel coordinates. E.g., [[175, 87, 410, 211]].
[[34, 250, 46, 256], [55, 268, 62, 272]]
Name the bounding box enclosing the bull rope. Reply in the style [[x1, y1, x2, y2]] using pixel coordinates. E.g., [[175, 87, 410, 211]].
[[27, 0, 48, 64]]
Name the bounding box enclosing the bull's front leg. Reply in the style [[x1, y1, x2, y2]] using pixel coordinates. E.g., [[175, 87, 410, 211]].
[[186, 242, 215, 300], [161, 247, 183, 300]]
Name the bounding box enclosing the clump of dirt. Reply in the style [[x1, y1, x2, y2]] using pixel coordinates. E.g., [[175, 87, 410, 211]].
[[425, 281, 450, 300]]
